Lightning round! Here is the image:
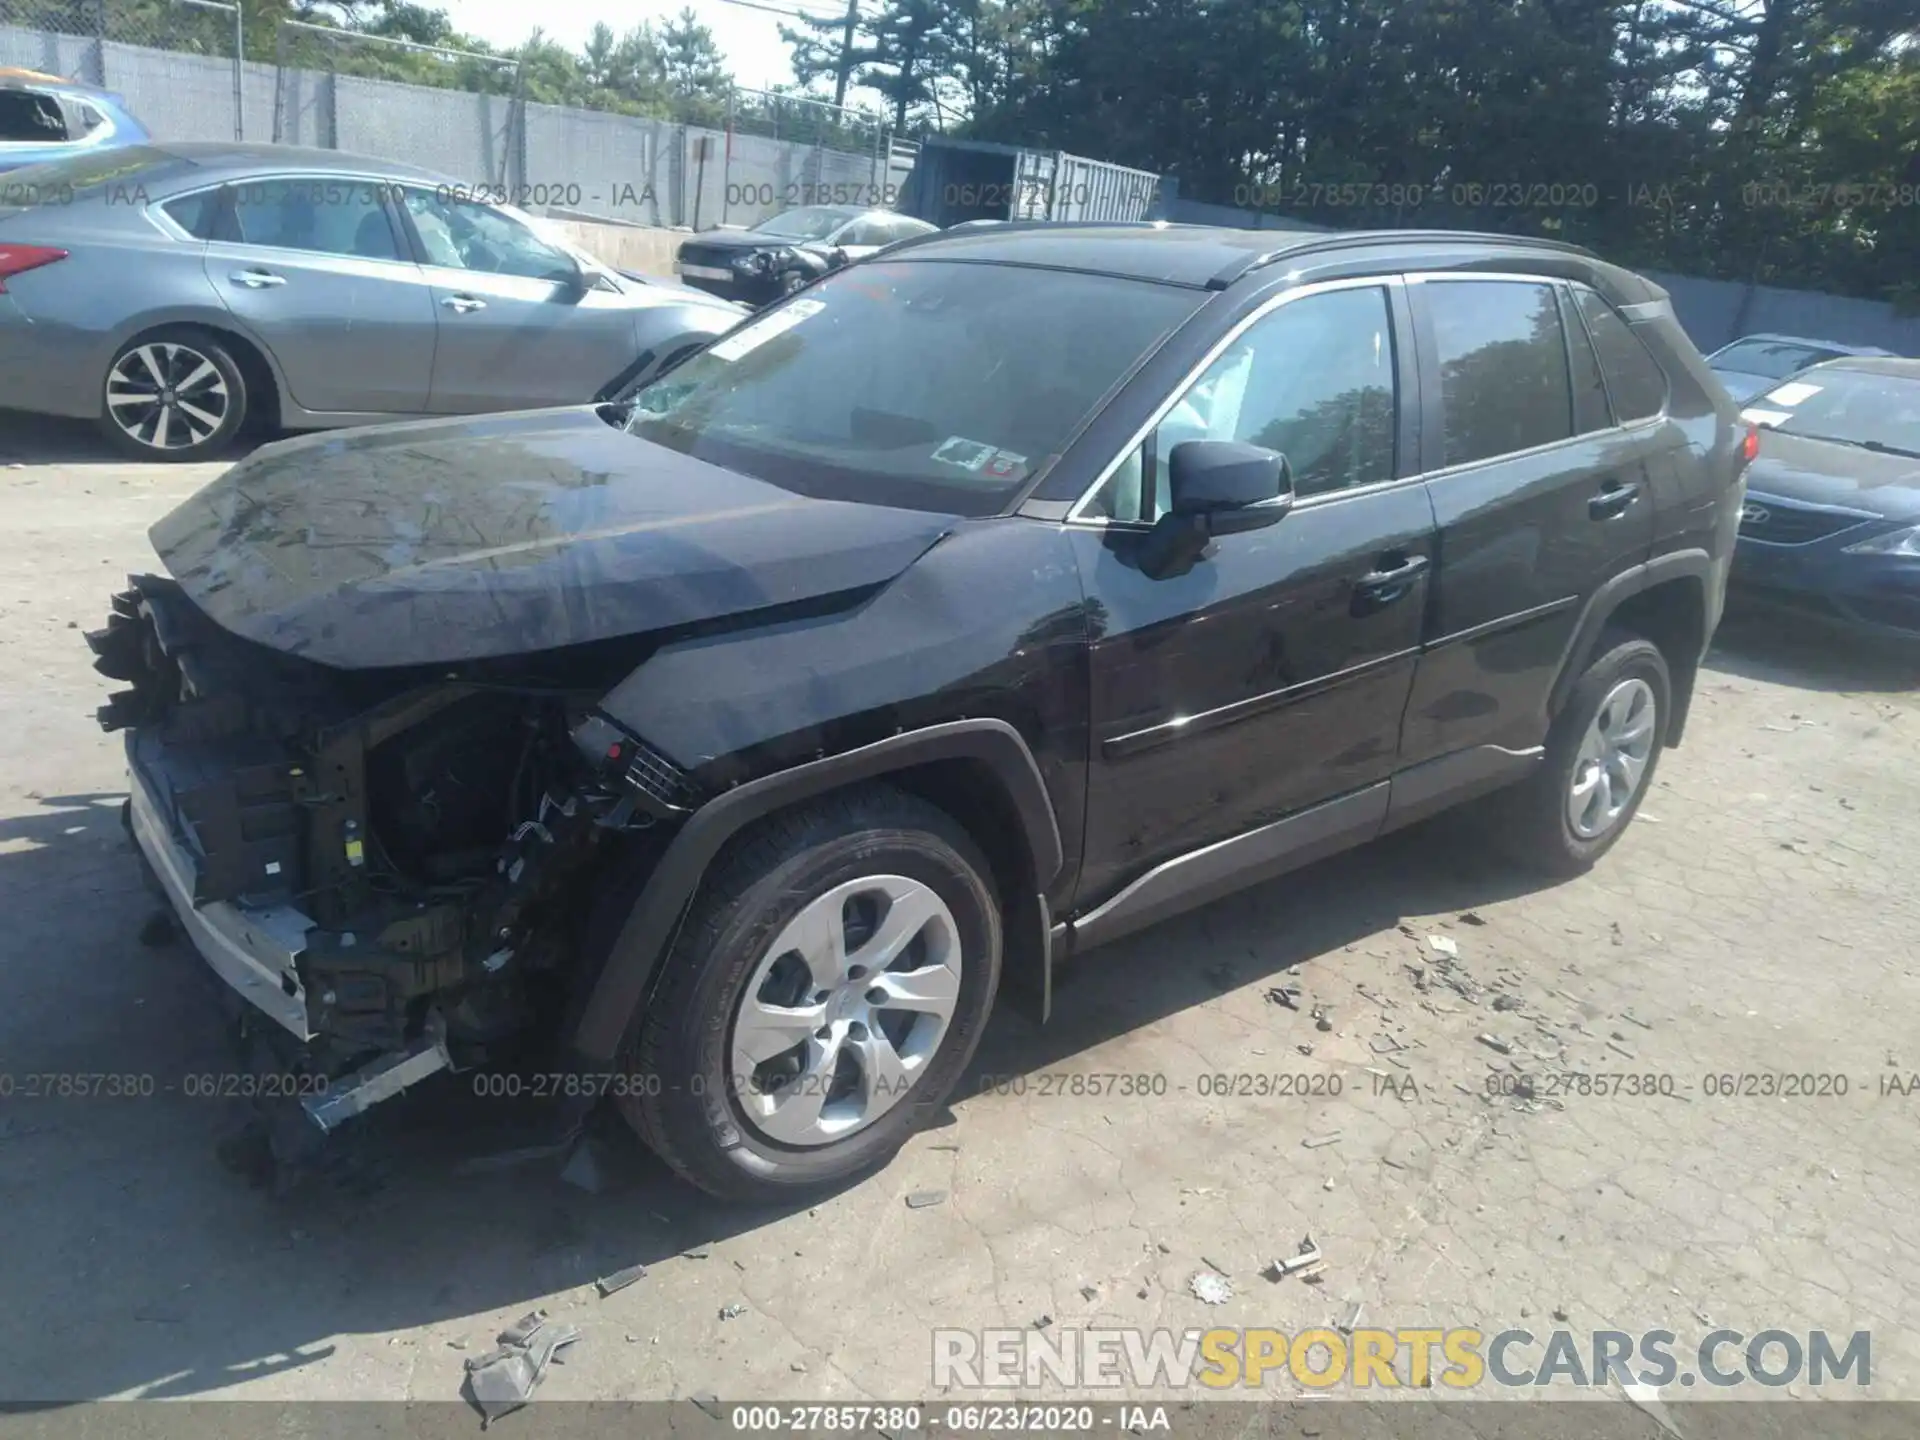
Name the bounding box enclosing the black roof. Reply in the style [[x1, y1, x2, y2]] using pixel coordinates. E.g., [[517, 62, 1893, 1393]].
[[891, 220, 1601, 290]]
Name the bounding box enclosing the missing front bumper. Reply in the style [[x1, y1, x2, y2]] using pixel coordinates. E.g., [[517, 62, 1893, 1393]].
[[126, 736, 315, 1042]]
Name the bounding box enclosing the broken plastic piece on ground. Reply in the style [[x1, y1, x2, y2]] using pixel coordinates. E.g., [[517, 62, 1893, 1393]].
[[559, 1138, 607, 1194], [595, 1263, 648, 1297], [1427, 934, 1459, 959], [1189, 1271, 1232, 1304], [905, 1189, 947, 1209], [1268, 1238, 1324, 1280], [463, 1311, 579, 1422]]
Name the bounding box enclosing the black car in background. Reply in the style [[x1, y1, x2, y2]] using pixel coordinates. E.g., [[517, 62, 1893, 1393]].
[[1731, 357, 1920, 641], [1706, 332, 1897, 404], [93, 223, 1745, 1202], [673, 204, 938, 305]]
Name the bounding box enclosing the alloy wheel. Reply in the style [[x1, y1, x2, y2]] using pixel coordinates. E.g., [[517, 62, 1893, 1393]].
[[729, 874, 962, 1147], [1566, 677, 1658, 840], [106, 342, 230, 452]]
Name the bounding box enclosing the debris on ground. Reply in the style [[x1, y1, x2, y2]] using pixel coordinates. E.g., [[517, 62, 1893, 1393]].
[[1458, 912, 1487, 927], [1491, 994, 1523, 1012], [594, 1263, 647, 1298], [905, 1189, 948, 1209], [1080, 1284, 1100, 1301], [1201, 1256, 1230, 1277], [462, 1311, 580, 1424], [1266, 985, 1301, 1010], [682, 1244, 713, 1259], [1032, 1314, 1053, 1329], [1312, 1004, 1333, 1033], [1426, 933, 1459, 959], [1477, 1034, 1514, 1056], [558, 1139, 607, 1195], [1302, 1131, 1342, 1149], [1339, 1301, 1365, 1333], [1266, 1237, 1324, 1282], [692, 1395, 723, 1420], [1189, 1271, 1233, 1304], [720, 1302, 747, 1320]]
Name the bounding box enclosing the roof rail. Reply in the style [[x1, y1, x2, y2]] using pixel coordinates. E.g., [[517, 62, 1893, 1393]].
[[880, 217, 1188, 259], [1205, 228, 1599, 291]]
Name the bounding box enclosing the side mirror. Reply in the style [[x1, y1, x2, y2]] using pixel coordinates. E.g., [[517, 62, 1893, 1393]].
[[1168, 439, 1293, 528], [825, 246, 850, 269], [1138, 440, 1292, 578]]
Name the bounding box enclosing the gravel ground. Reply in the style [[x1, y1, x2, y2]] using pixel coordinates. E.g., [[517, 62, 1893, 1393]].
[[2, 411, 1918, 1410]]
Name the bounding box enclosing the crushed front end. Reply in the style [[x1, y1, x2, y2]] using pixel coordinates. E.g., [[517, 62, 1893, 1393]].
[[90, 575, 692, 1158]]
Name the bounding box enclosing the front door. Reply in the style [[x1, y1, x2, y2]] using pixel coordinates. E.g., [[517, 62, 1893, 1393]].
[[395, 187, 642, 412], [201, 175, 436, 413], [1070, 278, 1436, 930]]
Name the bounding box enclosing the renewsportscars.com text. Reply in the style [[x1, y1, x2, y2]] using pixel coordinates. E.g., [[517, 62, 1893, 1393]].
[[932, 1326, 1871, 1390]]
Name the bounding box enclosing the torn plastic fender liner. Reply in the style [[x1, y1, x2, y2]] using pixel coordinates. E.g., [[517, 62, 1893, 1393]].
[[563, 719, 1063, 1081]]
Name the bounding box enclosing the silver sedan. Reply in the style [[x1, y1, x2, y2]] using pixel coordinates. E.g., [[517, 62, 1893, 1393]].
[[0, 142, 747, 459]]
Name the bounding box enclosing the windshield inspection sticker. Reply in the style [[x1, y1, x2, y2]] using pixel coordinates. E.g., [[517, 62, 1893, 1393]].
[[1765, 380, 1823, 406], [709, 298, 824, 363], [932, 436, 998, 471]]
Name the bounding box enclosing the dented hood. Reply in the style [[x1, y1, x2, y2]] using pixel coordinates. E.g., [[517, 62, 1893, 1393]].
[[150, 409, 957, 669]]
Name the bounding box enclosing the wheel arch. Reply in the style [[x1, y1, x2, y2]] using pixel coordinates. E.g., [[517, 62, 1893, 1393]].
[[1550, 550, 1712, 747], [567, 719, 1063, 1069], [107, 315, 285, 429]]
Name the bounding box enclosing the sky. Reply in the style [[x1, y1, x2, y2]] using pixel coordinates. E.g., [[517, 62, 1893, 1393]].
[[444, 0, 817, 92]]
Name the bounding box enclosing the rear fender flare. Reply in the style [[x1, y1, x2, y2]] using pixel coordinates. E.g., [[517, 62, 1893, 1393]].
[[569, 719, 1063, 1066], [1548, 548, 1712, 739]]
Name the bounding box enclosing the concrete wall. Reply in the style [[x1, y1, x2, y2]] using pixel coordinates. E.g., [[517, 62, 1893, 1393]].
[[551, 217, 681, 279]]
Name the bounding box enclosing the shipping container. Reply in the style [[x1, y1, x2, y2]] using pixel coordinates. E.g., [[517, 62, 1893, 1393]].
[[897, 137, 1166, 228]]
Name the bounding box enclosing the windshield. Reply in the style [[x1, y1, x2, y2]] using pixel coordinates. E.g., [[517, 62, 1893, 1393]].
[[1713, 338, 1842, 381], [1746, 369, 1920, 456], [624, 259, 1203, 514], [751, 206, 857, 242]]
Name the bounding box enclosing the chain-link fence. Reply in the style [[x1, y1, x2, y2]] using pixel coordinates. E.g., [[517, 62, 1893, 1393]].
[[1, 0, 242, 139], [271, 21, 522, 191], [717, 86, 895, 226]]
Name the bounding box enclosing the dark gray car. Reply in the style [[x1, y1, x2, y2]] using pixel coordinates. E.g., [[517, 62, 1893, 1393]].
[[0, 142, 746, 459]]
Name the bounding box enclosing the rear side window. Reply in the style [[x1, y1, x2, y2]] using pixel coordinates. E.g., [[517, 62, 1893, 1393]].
[[1575, 289, 1668, 422], [225, 177, 401, 261], [162, 188, 224, 240], [1425, 279, 1573, 467], [0, 89, 67, 142]]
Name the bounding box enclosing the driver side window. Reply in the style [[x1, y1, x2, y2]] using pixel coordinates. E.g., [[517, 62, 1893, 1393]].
[[1085, 285, 1399, 523], [402, 189, 577, 282]]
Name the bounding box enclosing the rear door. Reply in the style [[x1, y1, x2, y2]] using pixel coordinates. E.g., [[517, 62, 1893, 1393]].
[[1398, 275, 1656, 771], [395, 186, 640, 412], [1070, 278, 1434, 921], [200, 175, 436, 413]]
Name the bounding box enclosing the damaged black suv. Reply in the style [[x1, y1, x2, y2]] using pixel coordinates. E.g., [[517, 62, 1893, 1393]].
[[92, 223, 1748, 1201]]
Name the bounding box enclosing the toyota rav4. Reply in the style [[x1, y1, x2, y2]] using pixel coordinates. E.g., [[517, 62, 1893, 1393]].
[[90, 223, 1750, 1201]]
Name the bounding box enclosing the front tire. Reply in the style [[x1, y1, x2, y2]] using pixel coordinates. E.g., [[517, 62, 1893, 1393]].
[[98, 328, 248, 461], [1492, 633, 1671, 876], [618, 786, 1002, 1202]]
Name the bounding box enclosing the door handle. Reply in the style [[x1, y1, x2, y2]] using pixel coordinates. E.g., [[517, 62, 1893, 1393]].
[[1589, 481, 1642, 520], [1352, 552, 1431, 614], [228, 269, 285, 288], [441, 294, 486, 313]]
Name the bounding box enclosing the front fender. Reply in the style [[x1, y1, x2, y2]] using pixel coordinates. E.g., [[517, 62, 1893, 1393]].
[[569, 719, 1063, 1065]]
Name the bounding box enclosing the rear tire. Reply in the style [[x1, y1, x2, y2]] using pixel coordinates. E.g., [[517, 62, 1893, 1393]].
[[617, 786, 1001, 1202], [1489, 633, 1671, 877], [98, 327, 248, 461]]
